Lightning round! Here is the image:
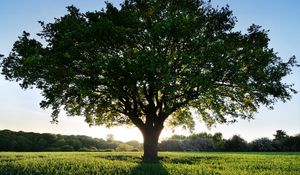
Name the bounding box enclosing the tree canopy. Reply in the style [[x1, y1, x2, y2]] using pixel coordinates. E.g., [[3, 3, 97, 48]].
[[0, 0, 297, 161]]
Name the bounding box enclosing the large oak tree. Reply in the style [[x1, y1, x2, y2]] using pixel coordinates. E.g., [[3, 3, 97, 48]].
[[1, 0, 297, 161]]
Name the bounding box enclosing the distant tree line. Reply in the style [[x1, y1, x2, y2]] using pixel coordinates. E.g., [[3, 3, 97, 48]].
[[0, 129, 299, 152], [0, 130, 142, 152], [158, 130, 300, 152]]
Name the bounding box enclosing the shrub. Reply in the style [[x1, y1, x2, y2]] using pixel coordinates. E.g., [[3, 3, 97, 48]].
[[115, 144, 134, 152]]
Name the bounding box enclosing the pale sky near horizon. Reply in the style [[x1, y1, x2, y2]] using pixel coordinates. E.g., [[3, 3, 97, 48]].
[[0, 0, 299, 142]]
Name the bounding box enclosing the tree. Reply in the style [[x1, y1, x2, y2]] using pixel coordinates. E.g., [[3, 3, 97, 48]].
[[0, 130, 118, 152], [273, 130, 288, 141], [0, 0, 297, 161], [212, 132, 225, 151], [106, 134, 115, 142], [224, 135, 248, 151], [250, 137, 274, 152], [182, 138, 214, 151], [60, 145, 75, 151], [189, 132, 212, 140], [285, 134, 300, 151], [158, 140, 182, 151], [273, 130, 288, 150]]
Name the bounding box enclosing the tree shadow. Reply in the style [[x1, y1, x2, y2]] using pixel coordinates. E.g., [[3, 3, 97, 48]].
[[95, 155, 169, 174], [130, 161, 169, 175], [95, 155, 140, 162]]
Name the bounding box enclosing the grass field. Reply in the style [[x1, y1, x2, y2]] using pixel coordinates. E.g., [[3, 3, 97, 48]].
[[0, 152, 299, 175]]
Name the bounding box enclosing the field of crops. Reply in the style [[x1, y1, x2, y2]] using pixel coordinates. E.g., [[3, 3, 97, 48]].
[[0, 152, 299, 175]]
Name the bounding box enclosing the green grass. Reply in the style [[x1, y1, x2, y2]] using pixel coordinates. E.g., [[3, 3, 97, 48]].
[[0, 152, 299, 175]]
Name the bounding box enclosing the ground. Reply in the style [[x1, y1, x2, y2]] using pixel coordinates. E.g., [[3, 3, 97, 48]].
[[0, 152, 299, 174]]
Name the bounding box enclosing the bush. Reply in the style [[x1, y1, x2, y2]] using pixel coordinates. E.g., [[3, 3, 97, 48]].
[[125, 140, 142, 151], [115, 144, 134, 152]]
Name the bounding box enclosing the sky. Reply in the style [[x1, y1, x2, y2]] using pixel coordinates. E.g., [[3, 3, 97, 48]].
[[0, 0, 299, 142]]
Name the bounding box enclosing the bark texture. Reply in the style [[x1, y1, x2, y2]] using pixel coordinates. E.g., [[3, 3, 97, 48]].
[[141, 124, 163, 162]]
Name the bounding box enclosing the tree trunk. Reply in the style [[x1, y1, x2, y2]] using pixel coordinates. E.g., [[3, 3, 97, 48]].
[[141, 126, 163, 162]]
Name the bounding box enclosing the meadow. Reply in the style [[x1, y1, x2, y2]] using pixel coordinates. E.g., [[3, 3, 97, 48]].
[[0, 152, 299, 175]]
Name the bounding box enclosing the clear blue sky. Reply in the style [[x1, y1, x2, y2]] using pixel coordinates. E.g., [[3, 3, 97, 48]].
[[0, 0, 299, 142]]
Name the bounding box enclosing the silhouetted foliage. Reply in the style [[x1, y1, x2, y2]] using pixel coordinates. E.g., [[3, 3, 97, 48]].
[[1, 129, 299, 152], [60, 145, 74, 151], [273, 130, 288, 141], [250, 138, 274, 152], [159, 140, 182, 151], [160, 130, 300, 152], [212, 132, 225, 151], [284, 135, 300, 151], [0, 130, 117, 152], [1, 0, 297, 161], [272, 130, 300, 151], [223, 135, 248, 151]]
